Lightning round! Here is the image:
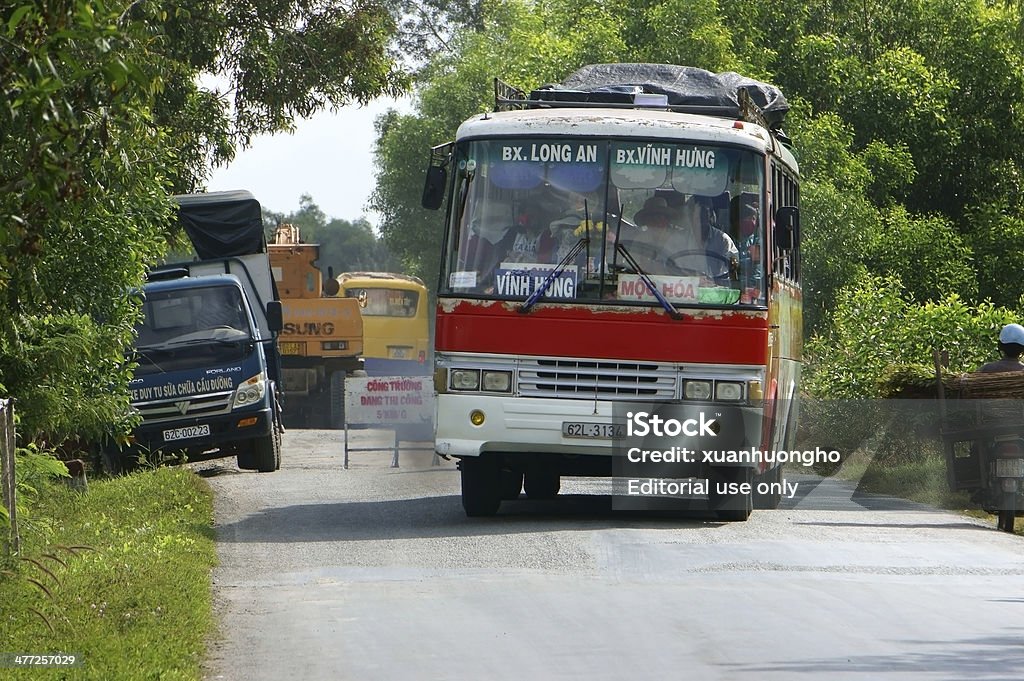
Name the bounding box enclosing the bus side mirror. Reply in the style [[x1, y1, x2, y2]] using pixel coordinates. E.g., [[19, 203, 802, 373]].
[[774, 206, 799, 250], [266, 300, 283, 332], [422, 166, 447, 210]]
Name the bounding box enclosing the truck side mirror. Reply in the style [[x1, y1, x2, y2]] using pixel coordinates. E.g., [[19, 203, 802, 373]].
[[774, 206, 799, 250], [422, 166, 447, 210], [266, 300, 283, 332]]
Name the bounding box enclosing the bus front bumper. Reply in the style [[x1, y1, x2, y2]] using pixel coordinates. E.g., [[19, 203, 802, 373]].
[[434, 394, 764, 464]]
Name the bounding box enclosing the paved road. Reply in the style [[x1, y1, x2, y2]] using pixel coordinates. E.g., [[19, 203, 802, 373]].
[[202, 429, 1024, 681]]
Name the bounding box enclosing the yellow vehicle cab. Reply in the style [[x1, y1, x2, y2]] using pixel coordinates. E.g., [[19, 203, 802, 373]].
[[336, 272, 431, 376]]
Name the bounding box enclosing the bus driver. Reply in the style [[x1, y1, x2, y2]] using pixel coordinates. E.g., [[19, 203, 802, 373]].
[[632, 194, 738, 282]]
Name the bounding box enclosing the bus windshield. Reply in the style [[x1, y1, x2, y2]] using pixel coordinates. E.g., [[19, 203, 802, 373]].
[[440, 138, 766, 307], [343, 287, 420, 317]]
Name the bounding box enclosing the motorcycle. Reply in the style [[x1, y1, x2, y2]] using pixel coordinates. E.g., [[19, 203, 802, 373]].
[[934, 351, 1024, 533]]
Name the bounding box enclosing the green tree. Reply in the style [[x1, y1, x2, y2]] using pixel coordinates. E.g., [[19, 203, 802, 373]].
[[805, 274, 1024, 399], [146, 0, 408, 192], [1, 1, 173, 440], [372, 0, 741, 284], [2, 0, 409, 442], [371, 0, 1024, 401]]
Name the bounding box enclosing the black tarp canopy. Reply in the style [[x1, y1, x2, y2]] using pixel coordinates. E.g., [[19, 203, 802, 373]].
[[174, 190, 266, 260], [533, 63, 789, 127]]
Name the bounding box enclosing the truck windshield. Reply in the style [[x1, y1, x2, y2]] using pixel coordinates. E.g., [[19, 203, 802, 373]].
[[134, 285, 253, 373], [440, 138, 766, 307]]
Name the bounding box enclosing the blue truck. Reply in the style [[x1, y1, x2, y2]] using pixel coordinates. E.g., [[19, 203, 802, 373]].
[[104, 191, 285, 472]]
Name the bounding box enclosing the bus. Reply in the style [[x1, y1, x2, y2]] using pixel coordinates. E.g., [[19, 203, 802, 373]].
[[421, 64, 802, 518], [336, 272, 431, 377]]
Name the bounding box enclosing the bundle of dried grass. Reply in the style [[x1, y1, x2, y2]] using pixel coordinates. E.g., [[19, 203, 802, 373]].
[[879, 364, 960, 399], [943, 371, 1024, 426], [953, 371, 1024, 400]]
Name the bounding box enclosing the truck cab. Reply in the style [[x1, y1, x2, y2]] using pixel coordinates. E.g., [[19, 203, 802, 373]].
[[104, 190, 284, 473], [126, 273, 279, 469]]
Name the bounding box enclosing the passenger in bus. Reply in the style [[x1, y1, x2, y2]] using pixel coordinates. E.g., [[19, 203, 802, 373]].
[[499, 196, 562, 266], [460, 201, 518, 290], [737, 200, 763, 295], [543, 188, 608, 264]]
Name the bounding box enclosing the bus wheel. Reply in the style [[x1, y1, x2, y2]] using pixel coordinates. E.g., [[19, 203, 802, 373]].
[[524, 471, 560, 500], [461, 458, 501, 517], [329, 371, 346, 430], [753, 465, 782, 510], [500, 470, 524, 500], [998, 492, 1016, 533], [710, 466, 753, 521]]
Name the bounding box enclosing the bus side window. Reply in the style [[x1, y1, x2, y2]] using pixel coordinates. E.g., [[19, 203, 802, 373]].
[[771, 164, 799, 283]]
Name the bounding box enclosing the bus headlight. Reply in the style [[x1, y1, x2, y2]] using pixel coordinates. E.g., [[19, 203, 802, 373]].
[[683, 380, 712, 400], [450, 369, 480, 391], [482, 370, 512, 393], [715, 381, 744, 401], [233, 373, 266, 408]]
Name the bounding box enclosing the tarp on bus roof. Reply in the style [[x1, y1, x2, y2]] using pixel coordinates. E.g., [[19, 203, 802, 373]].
[[534, 63, 789, 127], [174, 190, 266, 260]]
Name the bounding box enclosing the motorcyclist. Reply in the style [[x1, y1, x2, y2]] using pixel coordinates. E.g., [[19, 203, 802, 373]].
[[977, 323, 1024, 373]]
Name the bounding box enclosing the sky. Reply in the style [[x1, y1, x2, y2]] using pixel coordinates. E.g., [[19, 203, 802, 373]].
[[206, 97, 411, 227]]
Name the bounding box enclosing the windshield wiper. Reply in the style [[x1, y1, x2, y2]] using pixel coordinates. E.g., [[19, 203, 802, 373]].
[[518, 236, 590, 314], [133, 348, 168, 371], [612, 240, 683, 320], [178, 337, 250, 348], [606, 207, 680, 318], [520, 200, 598, 314], [139, 336, 249, 351]]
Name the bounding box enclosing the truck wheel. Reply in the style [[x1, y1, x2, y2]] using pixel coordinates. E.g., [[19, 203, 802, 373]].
[[252, 414, 281, 473], [710, 466, 753, 521], [461, 459, 502, 517], [100, 445, 135, 476], [523, 471, 560, 500], [237, 450, 256, 470], [329, 371, 346, 430], [500, 470, 524, 500], [273, 410, 282, 470]]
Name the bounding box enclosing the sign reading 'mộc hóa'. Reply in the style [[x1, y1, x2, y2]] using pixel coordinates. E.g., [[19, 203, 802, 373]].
[[345, 376, 434, 426], [617, 275, 699, 302]]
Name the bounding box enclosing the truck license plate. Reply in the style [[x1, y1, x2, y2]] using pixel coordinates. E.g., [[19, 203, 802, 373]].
[[279, 341, 304, 355], [562, 422, 625, 439], [163, 424, 210, 442]]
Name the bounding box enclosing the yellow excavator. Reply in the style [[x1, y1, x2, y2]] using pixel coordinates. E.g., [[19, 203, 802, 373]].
[[269, 223, 363, 428]]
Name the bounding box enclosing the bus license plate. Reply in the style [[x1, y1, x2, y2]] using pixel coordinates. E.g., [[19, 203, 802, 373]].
[[163, 424, 210, 442], [279, 342, 304, 356], [388, 347, 410, 359], [562, 422, 625, 439]]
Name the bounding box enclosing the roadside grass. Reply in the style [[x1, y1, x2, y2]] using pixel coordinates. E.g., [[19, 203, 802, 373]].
[[821, 446, 1019, 533], [0, 467, 217, 679]]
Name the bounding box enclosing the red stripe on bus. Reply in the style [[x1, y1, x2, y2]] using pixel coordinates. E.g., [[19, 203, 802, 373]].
[[435, 300, 768, 365]]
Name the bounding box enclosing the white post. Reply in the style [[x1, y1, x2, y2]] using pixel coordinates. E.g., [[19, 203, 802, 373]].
[[0, 399, 19, 555]]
